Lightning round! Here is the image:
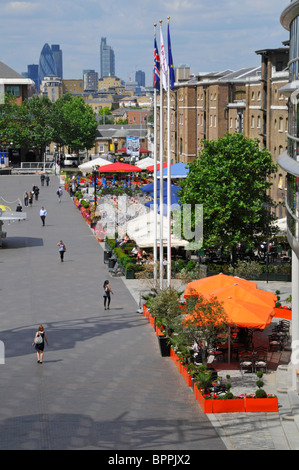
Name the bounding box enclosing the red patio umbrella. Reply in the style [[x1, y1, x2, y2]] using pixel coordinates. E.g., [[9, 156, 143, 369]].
[[98, 162, 142, 173], [147, 162, 167, 172]]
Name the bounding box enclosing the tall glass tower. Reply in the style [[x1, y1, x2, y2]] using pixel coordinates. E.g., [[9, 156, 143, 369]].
[[51, 44, 63, 79], [38, 43, 63, 90], [38, 43, 57, 89], [100, 37, 115, 78], [280, 0, 299, 389]]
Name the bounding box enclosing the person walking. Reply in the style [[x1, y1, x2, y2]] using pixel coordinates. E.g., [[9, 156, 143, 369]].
[[56, 187, 63, 202], [28, 191, 33, 206], [32, 325, 48, 364], [103, 280, 113, 310], [40, 174, 45, 186], [57, 240, 66, 262], [40, 206, 47, 226], [33, 185, 40, 201], [45, 175, 50, 186], [23, 191, 29, 207]]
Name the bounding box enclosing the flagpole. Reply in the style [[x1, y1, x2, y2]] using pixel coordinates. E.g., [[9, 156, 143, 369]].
[[167, 16, 171, 287], [153, 23, 158, 289], [159, 19, 164, 290]]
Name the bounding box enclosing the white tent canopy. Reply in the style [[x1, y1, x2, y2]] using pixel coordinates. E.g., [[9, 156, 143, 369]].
[[136, 157, 155, 170], [126, 211, 188, 248], [78, 157, 112, 172]]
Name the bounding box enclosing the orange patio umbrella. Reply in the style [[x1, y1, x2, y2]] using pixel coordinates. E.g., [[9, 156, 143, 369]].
[[184, 274, 277, 329]]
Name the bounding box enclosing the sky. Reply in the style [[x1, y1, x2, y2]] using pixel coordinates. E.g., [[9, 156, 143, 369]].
[[0, 0, 291, 86]]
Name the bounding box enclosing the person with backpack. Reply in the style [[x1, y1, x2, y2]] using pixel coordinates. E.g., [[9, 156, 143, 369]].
[[56, 187, 63, 202], [32, 325, 48, 364]]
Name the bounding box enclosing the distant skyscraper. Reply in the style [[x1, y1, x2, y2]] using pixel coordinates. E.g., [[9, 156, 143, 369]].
[[27, 64, 39, 90], [135, 70, 145, 87], [38, 43, 63, 90], [38, 43, 57, 89], [100, 37, 115, 78], [51, 44, 63, 79]]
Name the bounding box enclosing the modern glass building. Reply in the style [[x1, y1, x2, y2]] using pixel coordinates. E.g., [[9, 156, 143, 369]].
[[27, 64, 39, 90], [51, 44, 63, 79], [100, 37, 115, 78], [38, 43, 57, 89], [135, 70, 145, 87], [280, 0, 299, 389], [38, 44, 63, 90]]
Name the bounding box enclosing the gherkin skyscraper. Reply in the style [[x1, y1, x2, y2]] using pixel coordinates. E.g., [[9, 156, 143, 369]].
[[38, 43, 63, 89]]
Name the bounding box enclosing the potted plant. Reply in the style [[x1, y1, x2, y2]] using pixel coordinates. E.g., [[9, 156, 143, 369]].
[[148, 287, 183, 357], [245, 371, 278, 412]]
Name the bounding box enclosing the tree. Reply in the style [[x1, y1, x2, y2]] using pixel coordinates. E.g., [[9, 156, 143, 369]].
[[0, 95, 54, 158], [18, 96, 54, 157], [148, 287, 183, 336], [179, 132, 278, 261], [0, 94, 18, 147], [178, 293, 230, 365], [51, 94, 98, 152]]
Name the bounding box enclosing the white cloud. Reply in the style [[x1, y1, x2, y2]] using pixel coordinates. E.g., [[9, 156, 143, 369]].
[[3, 1, 39, 15], [0, 0, 291, 84]]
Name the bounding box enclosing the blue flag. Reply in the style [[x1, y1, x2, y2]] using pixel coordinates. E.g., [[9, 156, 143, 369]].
[[167, 22, 175, 91], [153, 36, 160, 90]]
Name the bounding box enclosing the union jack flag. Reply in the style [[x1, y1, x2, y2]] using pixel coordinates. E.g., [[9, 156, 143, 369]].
[[153, 36, 160, 90]]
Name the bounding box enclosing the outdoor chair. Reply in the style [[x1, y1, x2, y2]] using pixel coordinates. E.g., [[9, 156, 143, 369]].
[[239, 354, 253, 374], [268, 334, 281, 352], [278, 320, 290, 338], [253, 347, 268, 373]]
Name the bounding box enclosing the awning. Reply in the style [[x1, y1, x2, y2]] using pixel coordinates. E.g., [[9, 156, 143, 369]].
[[99, 162, 142, 172]]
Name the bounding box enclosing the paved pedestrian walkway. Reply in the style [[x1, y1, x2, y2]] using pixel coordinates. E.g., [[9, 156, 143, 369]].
[[2, 175, 299, 451], [0, 175, 225, 451]]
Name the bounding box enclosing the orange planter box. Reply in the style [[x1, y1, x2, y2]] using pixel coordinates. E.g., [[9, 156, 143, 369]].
[[274, 307, 292, 320], [170, 348, 181, 370], [245, 397, 278, 412], [212, 398, 246, 413], [149, 314, 155, 329], [193, 387, 213, 413], [143, 304, 150, 320], [180, 364, 192, 387]]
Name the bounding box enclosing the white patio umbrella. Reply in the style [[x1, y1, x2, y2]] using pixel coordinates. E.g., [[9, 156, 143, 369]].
[[136, 157, 155, 170], [78, 157, 112, 172]]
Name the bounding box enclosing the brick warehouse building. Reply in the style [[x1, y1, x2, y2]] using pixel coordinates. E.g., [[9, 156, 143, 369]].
[[157, 47, 289, 218]]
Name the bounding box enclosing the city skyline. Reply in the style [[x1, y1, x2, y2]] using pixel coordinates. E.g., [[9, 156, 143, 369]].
[[0, 0, 290, 86]]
